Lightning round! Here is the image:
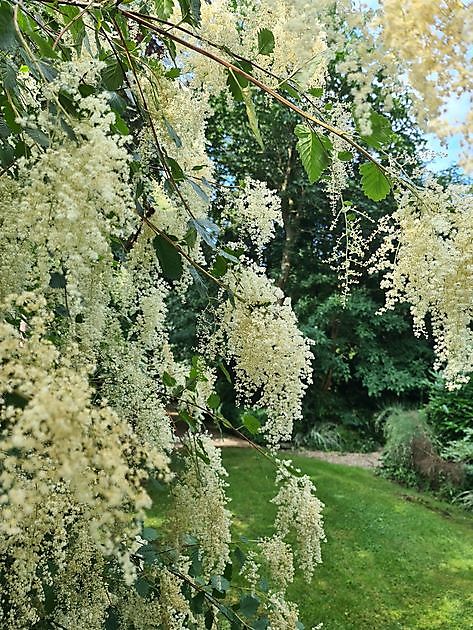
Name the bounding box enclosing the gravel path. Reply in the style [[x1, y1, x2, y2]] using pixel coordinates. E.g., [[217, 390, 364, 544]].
[[212, 435, 382, 469]]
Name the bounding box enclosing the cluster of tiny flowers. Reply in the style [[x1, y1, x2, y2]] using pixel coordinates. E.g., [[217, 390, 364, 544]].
[[259, 536, 295, 592], [205, 265, 313, 445], [169, 435, 232, 575], [272, 462, 326, 580], [266, 592, 300, 630], [374, 0, 473, 172], [224, 178, 283, 253], [371, 180, 473, 384], [0, 294, 159, 628], [115, 569, 194, 629]]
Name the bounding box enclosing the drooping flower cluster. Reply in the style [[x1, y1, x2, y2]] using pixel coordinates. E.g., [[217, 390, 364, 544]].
[[372, 179, 473, 385], [205, 266, 314, 444], [223, 178, 283, 253], [375, 0, 473, 171], [168, 436, 232, 576]]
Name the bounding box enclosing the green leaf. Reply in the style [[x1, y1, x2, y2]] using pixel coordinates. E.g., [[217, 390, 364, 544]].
[[3, 391, 29, 409], [227, 69, 248, 102], [49, 272, 66, 289], [337, 150, 353, 162], [155, 0, 175, 20], [183, 225, 198, 249], [241, 87, 264, 150], [205, 609, 214, 629], [0, 144, 14, 168], [111, 113, 129, 136], [152, 234, 183, 281], [239, 594, 260, 618], [25, 127, 49, 147], [358, 111, 394, 149], [190, 591, 205, 614], [308, 87, 324, 98], [294, 124, 331, 184], [218, 361, 232, 384], [2, 102, 20, 134], [104, 608, 120, 630], [192, 217, 219, 248], [165, 67, 181, 79], [0, 2, 17, 51], [135, 577, 151, 597], [211, 574, 230, 593], [190, 0, 201, 26], [207, 393, 221, 410], [166, 155, 185, 182], [257, 28, 275, 55], [101, 59, 124, 91], [359, 162, 391, 202], [164, 118, 182, 148], [142, 527, 159, 541], [242, 412, 260, 435], [211, 254, 228, 278]]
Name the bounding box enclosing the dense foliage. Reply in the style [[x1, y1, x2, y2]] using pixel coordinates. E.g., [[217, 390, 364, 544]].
[[0, 0, 471, 628]]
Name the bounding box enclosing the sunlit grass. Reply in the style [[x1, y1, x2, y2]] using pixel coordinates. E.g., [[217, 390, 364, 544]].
[[146, 448, 473, 629]]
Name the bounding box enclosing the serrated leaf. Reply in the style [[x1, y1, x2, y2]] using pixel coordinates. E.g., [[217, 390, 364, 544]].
[[211, 254, 228, 278], [188, 179, 209, 203], [218, 361, 232, 384], [359, 162, 391, 202], [294, 124, 331, 184], [211, 574, 230, 593], [152, 234, 183, 280], [155, 0, 175, 19], [164, 118, 182, 148], [166, 155, 185, 182], [104, 608, 120, 630], [190, 591, 205, 614], [358, 111, 394, 149], [239, 594, 260, 618], [165, 67, 181, 79], [251, 618, 269, 630], [308, 87, 324, 98], [257, 28, 275, 55], [227, 69, 248, 102], [205, 609, 214, 629], [135, 577, 151, 597], [190, 0, 201, 25], [242, 412, 260, 435], [101, 59, 124, 91]]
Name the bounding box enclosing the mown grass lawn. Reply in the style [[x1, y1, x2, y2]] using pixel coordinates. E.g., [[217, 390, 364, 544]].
[[147, 447, 473, 629], [221, 448, 473, 630]]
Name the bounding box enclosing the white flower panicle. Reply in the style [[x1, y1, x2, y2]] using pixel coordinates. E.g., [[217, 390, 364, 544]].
[[205, 266, 313, 445], [169, 435, 232, 575], [372, 180, 473, 385], [272, 463, 326, 580], [224, 178, 283, 253]]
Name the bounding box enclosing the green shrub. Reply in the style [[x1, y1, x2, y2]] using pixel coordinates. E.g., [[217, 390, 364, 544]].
[[379, 407, 467, 497], [426, 376, 473, 441], [294, 423, 343, 451], [378, 407, 432, 485]]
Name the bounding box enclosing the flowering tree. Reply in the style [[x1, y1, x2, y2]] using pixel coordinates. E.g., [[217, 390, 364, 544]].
[[0, 1, 471, 628]]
